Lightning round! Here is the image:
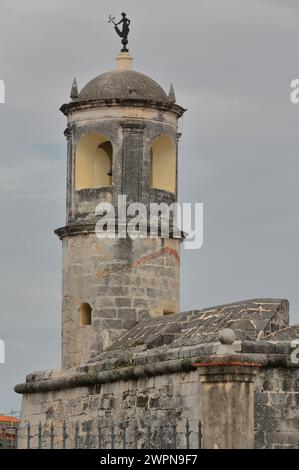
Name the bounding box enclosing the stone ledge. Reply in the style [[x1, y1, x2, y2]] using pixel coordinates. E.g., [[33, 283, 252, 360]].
[[60, 98, 186, 118], [55, 220, 185, 240], [14, 344, 299, 395]]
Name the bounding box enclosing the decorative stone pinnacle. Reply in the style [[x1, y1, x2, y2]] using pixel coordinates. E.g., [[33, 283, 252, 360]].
[[168, 83, 176, 103], [70, 78, 79, 100]]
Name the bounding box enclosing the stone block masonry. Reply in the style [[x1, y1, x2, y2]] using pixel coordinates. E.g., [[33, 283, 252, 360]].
[[255, 368, 299, 448], [61, 234, 180, 367], [18, 371, 201, 449]]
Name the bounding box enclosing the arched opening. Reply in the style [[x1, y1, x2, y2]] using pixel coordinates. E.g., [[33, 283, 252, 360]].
[[75, 133, 113, 190], [80, 303, 92, 326], [150, 135, 176, 193]]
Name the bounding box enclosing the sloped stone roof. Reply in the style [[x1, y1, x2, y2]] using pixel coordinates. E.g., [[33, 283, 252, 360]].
[[263, 325, 299, 342], [88, 298, 289, 363]]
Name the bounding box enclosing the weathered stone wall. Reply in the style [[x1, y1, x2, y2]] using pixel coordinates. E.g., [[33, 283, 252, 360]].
[[255, 367, 299, 448], [19, 370, 201, 449], [18, 365, 299, 449], [62, 235, 180, 367], [74, 187, 113, 220]]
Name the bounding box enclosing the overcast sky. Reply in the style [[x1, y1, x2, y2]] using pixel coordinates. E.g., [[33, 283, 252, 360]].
[[0, 0, 299, 412]]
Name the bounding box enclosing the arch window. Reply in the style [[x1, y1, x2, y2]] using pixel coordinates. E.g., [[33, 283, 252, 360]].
[[150, 135, 176, 193], [80, 303, 92, 326], [75, 133, 113, 190]]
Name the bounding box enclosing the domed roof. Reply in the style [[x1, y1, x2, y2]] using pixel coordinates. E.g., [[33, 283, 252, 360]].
[[78, 69, 169, 103]]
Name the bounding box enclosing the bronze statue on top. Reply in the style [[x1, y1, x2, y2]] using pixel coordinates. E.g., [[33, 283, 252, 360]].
[[108, 13, 131, 52]]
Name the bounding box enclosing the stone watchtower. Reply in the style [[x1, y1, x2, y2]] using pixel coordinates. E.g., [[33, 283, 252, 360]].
[[15, 40, 299, 451], [57, 52, 186, 367]]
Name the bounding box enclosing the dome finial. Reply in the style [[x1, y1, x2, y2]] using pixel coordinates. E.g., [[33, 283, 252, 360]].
[[168, 83, 176, 103], [108, 12, 131, 53], [70, 78, 79, 100], [115, 52, 133, 71]]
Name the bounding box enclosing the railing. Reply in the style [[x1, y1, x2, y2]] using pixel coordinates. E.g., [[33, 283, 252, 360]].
[[2, 419, 203, 449]]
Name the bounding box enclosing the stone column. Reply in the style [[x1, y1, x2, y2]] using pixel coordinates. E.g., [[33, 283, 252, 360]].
[[64, 124, 74, 223], [198, 363, 259, 449], [121, 121, 145, 205], [195, 329, 261, 449]]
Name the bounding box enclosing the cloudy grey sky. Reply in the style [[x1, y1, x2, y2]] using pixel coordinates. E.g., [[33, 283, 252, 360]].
[[0, 0, 299, 412]]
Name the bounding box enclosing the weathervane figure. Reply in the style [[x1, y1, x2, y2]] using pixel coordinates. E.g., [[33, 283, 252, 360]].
[[108, 12, 131, 52]]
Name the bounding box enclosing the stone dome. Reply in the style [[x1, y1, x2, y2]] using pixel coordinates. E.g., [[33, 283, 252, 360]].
[[78, 69, 169, 103]]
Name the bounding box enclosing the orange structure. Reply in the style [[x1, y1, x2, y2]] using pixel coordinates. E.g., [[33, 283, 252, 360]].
[[0, 416, 19, 449]]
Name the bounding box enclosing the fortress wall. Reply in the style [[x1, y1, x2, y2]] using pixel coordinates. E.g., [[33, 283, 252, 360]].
[[254, 367, 299, 448], [18, 369, 201, 449]]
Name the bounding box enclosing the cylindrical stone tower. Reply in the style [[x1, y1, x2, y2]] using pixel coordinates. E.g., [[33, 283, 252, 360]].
[[57, 52, 186, 367]]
